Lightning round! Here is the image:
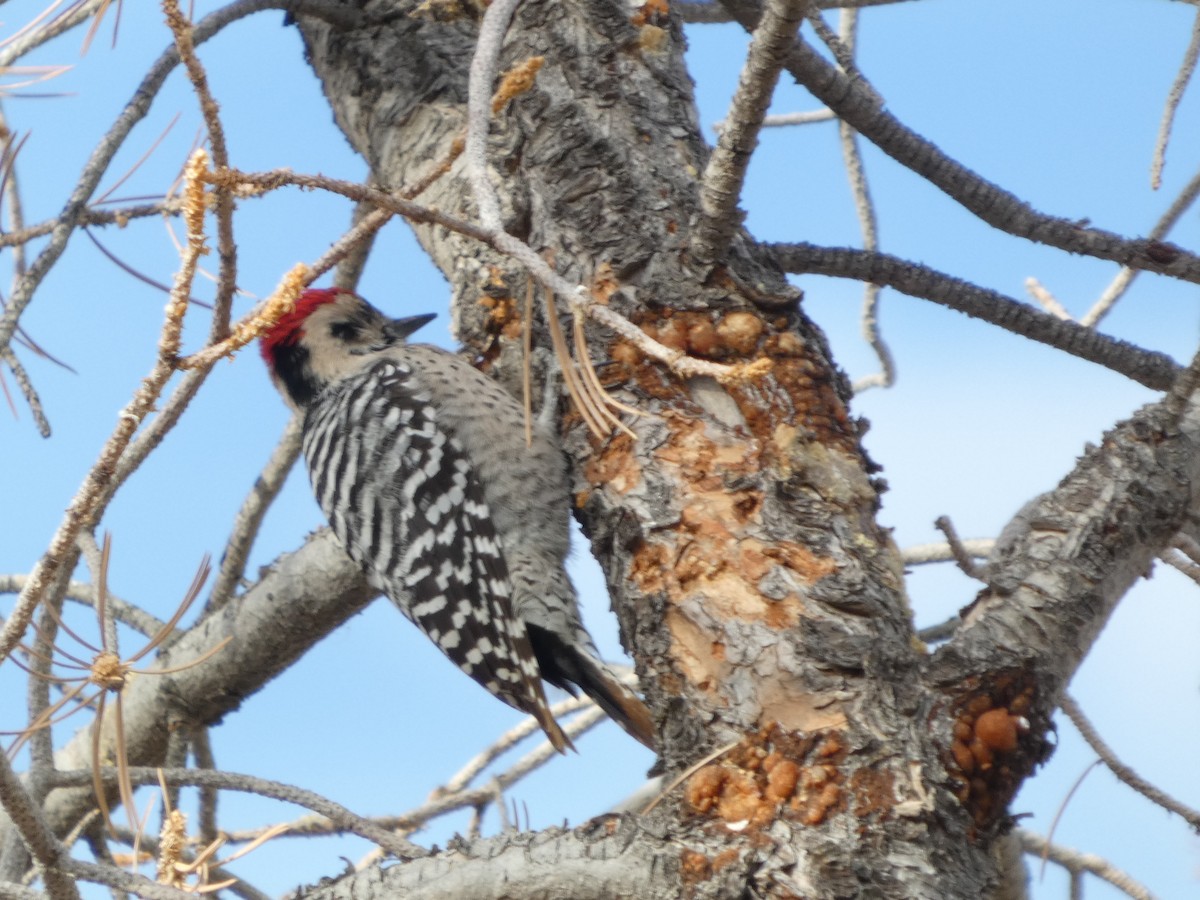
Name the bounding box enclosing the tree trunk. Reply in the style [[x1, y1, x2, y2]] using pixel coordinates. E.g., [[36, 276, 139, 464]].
[[294, 2, 1011, 895]]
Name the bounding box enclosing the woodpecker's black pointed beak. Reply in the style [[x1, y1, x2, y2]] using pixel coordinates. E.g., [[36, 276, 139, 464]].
[[384, 313, 437, 341]]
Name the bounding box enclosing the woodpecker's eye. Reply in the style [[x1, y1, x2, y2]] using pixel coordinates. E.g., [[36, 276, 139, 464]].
[[330, 321, 360, 342]]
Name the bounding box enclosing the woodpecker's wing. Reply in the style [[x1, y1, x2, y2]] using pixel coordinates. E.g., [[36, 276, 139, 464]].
[[301, 359, 570, 750]]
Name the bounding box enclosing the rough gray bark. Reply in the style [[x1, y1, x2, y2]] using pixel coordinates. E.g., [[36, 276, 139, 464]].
[[288, 1, 1200, 896], [290, 1, 1003, 896]]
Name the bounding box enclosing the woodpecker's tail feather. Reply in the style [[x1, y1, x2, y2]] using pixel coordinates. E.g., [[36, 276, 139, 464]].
[[533, 700, 575, 754], [527, 624, 656, 751]]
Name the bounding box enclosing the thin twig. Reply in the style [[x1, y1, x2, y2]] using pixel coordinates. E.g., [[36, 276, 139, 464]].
[[441, 694, 598, 796], [0, 200, 183, 250], [350, 703, 610, 869], [0, 576, 168, 639], [58, 857, 196, 900], [206, 417, 303, 612], [900, 539, 993, 567], [1159, 547, 1200, 585], [0, 346, 50, 436], [1150, 7, 1200, 190], [0, 117, 30, 283], [83, 227, 207, 306], [0, 0, 361, 364], [831, 9, 892, 393], [641, 741, 740, 815], [1059, 694, 1200, 829], [1161, 337, 1200, 424], [1016, 830, 1155, 900], [916, 616, 958, 645], [0, 150, 209, 675], [0, 0, 108, 70], [682, 0, 917, 20], [1041, 759, 1102, 880], [333, 202, 391, 291], [162, 0, 238, 341], [933, 516, 986, 581], [758, 109, 835, 126], [189, 729, 220, 847], [1082, 161, 1200, 328], [111, 170, 401, 489], [52, 766, 427, 861], [202, 167, 492, 244], [1024, 277, 1072, 321]]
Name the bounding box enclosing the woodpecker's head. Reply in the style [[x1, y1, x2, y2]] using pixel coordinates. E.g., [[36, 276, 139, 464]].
[[260, 287, 435, 410]]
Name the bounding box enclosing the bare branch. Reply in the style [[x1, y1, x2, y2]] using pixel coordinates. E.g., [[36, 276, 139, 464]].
[[333, 202, 390, 292], [442, 695, 598, 796], [759, 109, 835, 126], [933, 516, 986, 582], [1059, 694, 1200, 830], [1016, 831, 1154, 900], [0, 530, 376, 854], [206, 418, 303, 612], [389, 704, 608, 833], [830, 9, 892, 393], [0, 346, 50, 437], [0, 752, 77, 900], [0, 1, 109, 69], [0, 577, 167, 640], [900, 540, 994, 567], [1024, 277, 1072, 321], [202, 168, 492, 245], [769, 241, 1180, 391], [57, 858, 195, 900], [682, 0, 927, 21], [931, 395, 1200, 711], [52, 768, 427, 861], [1159, 547, 1200, 585], [1150, 7, 1200, 189], [692, 0, 809, 265], [1082, 160, 1200, 327], [0, 201, 183, 250], [723, 1, 1200, 284], [162, 0, 238, 341]]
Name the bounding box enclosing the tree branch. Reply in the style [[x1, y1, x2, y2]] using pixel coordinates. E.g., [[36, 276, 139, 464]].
[[930, 395, 1200, 713], [51, 768, 426, 861], [1017, 831, 1153, 900], [1060, 694, 1200, 830], [301, 818, 683, 900], [769, 241, 1180, 390], [691, 0, 810, 265], [722, 0, 1200, 283], [0, 530, 375, 850]]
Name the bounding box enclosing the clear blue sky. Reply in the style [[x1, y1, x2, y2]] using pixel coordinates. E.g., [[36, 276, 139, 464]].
[[2, 2, 1199, 897]]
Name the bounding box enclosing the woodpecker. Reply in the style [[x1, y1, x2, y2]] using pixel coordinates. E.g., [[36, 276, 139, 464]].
[[259, 288, 654, 752]]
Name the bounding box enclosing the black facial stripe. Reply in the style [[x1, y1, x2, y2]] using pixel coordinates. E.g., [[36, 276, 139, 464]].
[[271, 341, 319, 408]]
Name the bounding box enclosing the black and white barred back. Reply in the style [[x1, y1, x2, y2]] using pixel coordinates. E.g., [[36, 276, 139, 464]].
[[260, 288, 655, 752]]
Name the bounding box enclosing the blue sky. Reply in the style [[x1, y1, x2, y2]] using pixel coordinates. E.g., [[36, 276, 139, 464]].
[[2, 2, 1199, 897]]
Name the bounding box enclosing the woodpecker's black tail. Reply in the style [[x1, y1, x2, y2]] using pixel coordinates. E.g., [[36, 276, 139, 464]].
[[527, 624, 656, 751]]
